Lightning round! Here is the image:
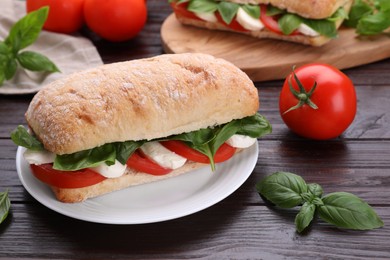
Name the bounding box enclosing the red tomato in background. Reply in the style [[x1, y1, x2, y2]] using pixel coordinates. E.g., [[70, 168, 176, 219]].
[[83, 0, 147, 42], [279, 64, 357, 140], [26, 0, 84, 34]]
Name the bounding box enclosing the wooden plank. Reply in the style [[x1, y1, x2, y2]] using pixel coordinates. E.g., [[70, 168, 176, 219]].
[[0, 203, 388, 259], [161, 14, 390, 82]]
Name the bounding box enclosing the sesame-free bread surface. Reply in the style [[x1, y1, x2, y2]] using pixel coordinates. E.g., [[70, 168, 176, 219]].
[[26, 53, 258, 155], [227, 0, 352, 19]]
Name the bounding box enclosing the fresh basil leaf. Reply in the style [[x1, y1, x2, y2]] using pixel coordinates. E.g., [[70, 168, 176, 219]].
[[327, 7, 348, 22], [54, 143, 117, 171], [0, 190, 11, 225], [266, 5, 284, 16], [188, 0, 218, 13], [377, 0, 390, 12], [308, 183, 323, 198], [256, 172, 308, 208], [302, 18, 338, 38], [4, 58, 17, 80], [10, 125, 44, 151], [356, 11, 390, 35], [344, 0, 373, 27], [278, 13, 302, 35], [5, 7, 49, 52], [318, 192, 384, 230], [242, 4, 260, 19], [295, 202, 316, 233], [218, 1, 240, 24], [235, 114, 272, 138], [17, 51, 60, 72], [115, 140, 144, 165]]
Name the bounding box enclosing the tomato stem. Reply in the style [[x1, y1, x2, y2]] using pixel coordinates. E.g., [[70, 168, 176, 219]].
[[283, 67, 318, 114]]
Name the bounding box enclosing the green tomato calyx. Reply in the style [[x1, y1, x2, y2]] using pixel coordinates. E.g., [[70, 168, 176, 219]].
[[283, 67, 319, 114]]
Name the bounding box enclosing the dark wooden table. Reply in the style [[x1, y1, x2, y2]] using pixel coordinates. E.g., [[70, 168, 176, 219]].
[[1, 1, 390, 259]]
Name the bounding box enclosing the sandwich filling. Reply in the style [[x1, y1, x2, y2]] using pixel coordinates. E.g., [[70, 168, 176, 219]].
[[12, 113, 272, 189], [170, 0, 349, 38]]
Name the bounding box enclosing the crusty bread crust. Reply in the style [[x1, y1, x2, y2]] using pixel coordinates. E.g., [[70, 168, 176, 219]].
[[174, 0, 352, 47], [227, 0, 352, 19], [52, 160, 207, 203], [26, 53, 258, 155]]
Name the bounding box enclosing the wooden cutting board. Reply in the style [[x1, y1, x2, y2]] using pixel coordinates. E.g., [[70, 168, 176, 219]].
[[161, 14, 390, 82]]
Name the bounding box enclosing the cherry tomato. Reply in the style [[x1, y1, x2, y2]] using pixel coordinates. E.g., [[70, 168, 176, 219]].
[[161, 141, 236, 164], [279, 63, 357, 140], [170, 2, 202, 21], [26, 0, 84, 34], [30, 164, 106, 189], [83, 0, 147, 42], [126, 150, 172, 176], [260, 5, 298, 35]]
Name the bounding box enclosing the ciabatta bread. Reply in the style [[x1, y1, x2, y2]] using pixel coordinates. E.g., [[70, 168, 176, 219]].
[[26, 53, 258, 155]]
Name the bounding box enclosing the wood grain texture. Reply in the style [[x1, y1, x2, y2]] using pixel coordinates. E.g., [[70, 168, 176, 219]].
[[161, 14, 390, 82], [0, 1, 390, 259]]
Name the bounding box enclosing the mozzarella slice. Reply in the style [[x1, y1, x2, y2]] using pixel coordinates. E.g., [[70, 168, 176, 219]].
[[194, 12, 218, 23], [140, 141, 187, 170], [91, 160, 127, 178], [23, 149, 55, 165], [226, 134, 257, 148], [297, 23, 319, 37], [236, 7, 264, 31]]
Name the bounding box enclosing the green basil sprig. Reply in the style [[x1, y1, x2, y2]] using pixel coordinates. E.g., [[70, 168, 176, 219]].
[[0, 6, 60, 86], [12, 113, 271, 171], [0, 190, 11, 225], [256, 172, 384, 233], [343, 0, 390, 35]]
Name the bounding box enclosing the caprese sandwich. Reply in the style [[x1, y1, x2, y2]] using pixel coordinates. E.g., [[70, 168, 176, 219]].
[[169, 0, 353, 46], [11, 53, 271, 203]]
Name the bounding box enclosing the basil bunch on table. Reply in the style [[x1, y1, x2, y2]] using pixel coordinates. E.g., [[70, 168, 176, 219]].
[[0, 190, 11, 225], [256, 172, 384, 233], [0, 6, 59, 86]]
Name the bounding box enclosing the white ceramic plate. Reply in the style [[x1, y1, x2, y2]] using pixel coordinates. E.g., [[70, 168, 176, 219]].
[[16, 143, 258, 224]]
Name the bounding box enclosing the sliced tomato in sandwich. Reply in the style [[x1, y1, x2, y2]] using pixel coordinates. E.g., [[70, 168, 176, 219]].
[[170, 2, 202, 21], [126, 150, 172, 176], [161, 141, 236, 164], [30, 164, 106, 189], [260, 5, 299, 35]]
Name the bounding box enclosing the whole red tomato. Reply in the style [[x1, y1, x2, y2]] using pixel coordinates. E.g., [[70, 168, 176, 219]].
[[279, 63, 357, 140], [26, 0, 84, 34], [83, 0, 147, 42]]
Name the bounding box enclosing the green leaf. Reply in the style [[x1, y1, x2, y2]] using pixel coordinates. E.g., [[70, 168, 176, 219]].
[[54, 143, 117, 171], [278, 14, 302, 35], [4, 58, 17, 80], [308, 183, 323, 198], [318, 192, 384, 230], [0, 71, 5, 86], [115, 140, 144, 165], [242, 4, 260, 19], [0, 190, 11, 225], [17, 51, 60, 72], [266, 5, 284, 16], [5, 6, 49, 52], [235, 113, 272, 138], [295, 202, 316, 233], [302, 18, 338, 38], [217, 1, 240, 24], [344, 0, 373, 27], [256, 172, 308, 208], [188, 0, 218, 13], [356, 11, 390, 35], [10, 125, 44, 151]]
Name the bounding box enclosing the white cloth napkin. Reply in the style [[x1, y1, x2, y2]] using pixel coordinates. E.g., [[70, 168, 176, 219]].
[[0, 0, 103, 94]]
